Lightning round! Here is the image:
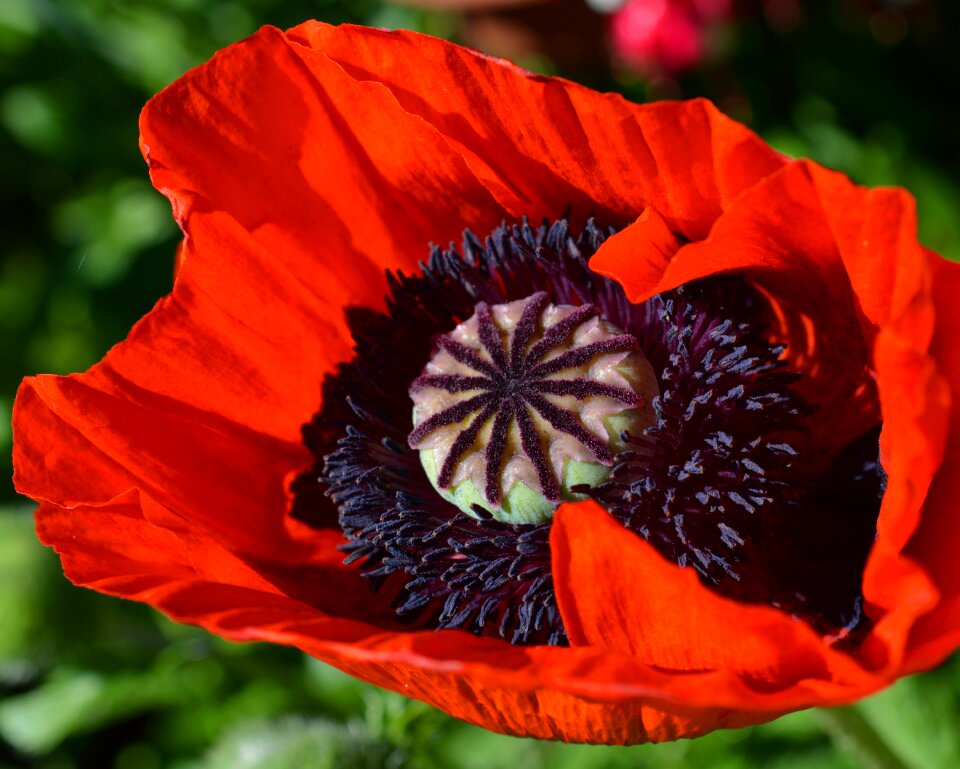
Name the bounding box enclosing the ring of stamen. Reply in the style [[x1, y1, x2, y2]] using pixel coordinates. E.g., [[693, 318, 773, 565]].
[[292, 217, 884, 647]]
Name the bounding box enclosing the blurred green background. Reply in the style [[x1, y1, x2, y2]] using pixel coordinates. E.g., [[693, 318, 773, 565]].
[[2, 0, 959, 767]]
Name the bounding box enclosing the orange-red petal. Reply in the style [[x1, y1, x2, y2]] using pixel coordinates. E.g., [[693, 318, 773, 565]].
[[551, 501, 877, 687], [903, 255, 960, 671], [286, 22, 785, 238], [141, 26, 511, 316]]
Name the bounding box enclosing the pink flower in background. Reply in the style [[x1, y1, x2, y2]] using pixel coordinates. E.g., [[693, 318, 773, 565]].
[[609, 0, 732, 73]]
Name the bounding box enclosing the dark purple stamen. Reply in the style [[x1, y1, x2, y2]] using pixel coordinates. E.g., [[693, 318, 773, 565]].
[[291, 216, 884, 648]]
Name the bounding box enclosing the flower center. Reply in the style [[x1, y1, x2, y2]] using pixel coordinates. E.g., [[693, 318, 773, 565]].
[[292, 216, 882, 647], [408, 292, 658, 524]]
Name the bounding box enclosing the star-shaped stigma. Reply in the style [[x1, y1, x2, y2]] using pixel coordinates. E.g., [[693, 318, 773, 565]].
[[407, 291, 645, 508]]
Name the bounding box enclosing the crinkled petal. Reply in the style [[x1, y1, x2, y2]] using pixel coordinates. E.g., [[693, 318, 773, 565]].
[[589, 207, 682, 290], [903, 255, 960, 671], [23, 490, 880, 743], [588, 159, 950, 679], [551, 501, 882, 690], [141, 25, 511, 315], [286, 22, 786, 238], [593, 162, 878, 454]]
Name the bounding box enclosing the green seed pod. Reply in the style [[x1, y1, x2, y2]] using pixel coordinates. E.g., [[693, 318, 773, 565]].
[[408, 293, 658, 525]]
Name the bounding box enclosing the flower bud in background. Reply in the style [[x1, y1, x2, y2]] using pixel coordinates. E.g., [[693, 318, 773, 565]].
[[608, 0, 732, 74]]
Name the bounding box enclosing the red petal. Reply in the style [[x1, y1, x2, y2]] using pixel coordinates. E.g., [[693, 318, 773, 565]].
[[806, 165, 932, 333], [141, 25, 510, 310], [14, 213, 335, 558], [29, 490, 881, 743], [588, 207, 682, 292], [903, 256, 960, 671], [587, 159, 950, 679], [287, 23, 785, 238], [551, 501, 872, 686], [27, 489, 775, 743], [594, 161, 878, 457]]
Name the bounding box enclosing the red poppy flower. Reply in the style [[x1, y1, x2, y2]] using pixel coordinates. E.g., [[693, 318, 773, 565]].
[[12, 22, 960, 744]]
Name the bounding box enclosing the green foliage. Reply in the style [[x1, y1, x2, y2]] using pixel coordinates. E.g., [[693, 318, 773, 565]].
[[202, 718, 393, 769], [0, 662, 216, 755], [854, 663, 960, 769]]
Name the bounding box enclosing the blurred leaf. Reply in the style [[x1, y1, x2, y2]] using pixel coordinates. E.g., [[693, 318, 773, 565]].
[[114, 742, 164, 769], [762, 746, 853, 769], [0, 507, 131, 672], [303, 659, 368, 718], [0, 395, 9, 463], [25, 327, 96, 375], [0, 83, 66, 154], [0, 0, 39, 36], [817, 706, 911, 769], [202, 717, 393, 769], [207, 3, 256, 46], [0, 508, 50, 665], [0, 670, 108, 754], [367, 4, 459, 39], [154, 674, 299, 752], [0, 654, 223, 755], [856, 663, 960, 769], [51, 177, 174, 286], [0, 250, 46, 330]]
